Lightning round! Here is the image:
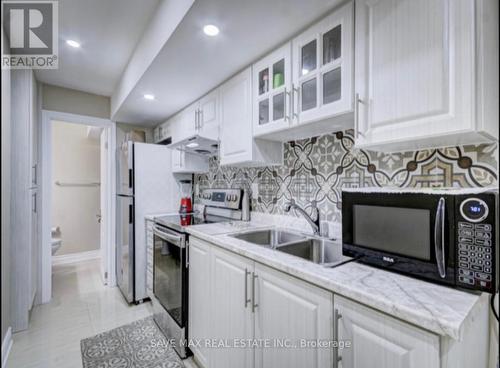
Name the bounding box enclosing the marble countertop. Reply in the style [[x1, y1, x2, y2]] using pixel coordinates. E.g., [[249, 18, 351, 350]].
[[185, 219, 485, 340]]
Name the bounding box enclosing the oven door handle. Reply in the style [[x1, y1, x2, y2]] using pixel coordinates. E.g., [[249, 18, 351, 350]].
[[153, 226, 184, 248], [434, 197, 446, 278]]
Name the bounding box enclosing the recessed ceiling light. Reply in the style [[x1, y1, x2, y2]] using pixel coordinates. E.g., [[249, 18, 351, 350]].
[[66, 39, 81, 48], [143, 94, 155, 100], [203, 24, 219, 37]]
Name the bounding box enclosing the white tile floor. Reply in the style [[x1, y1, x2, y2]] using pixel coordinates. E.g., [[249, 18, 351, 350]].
[[7, 259, 154, 368]]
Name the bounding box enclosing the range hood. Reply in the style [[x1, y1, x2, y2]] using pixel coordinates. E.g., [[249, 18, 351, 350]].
[[168, 135, 219, 156]]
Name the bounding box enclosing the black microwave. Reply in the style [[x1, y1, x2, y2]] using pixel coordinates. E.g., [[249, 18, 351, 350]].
[[342, 188, 498, 293]]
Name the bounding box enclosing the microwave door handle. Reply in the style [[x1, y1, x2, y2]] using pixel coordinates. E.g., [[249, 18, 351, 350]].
[[434, 197, 446, 278]]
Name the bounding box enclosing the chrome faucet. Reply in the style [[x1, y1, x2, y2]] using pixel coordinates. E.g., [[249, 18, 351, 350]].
[[284, 201, 320, 236]]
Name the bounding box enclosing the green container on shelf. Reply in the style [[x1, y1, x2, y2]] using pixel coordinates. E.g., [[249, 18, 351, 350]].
[[273, 73, 284, 88]]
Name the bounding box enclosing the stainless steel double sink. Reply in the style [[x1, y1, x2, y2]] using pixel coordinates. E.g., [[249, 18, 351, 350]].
[[229, 229, 350, 267]]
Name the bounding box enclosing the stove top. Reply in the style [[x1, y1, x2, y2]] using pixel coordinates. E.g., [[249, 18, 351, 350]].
[[154, 212, 233, 233], [154, 189, 248, 233]]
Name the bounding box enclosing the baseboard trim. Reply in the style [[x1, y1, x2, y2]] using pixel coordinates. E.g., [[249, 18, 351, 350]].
[[1, 327, 13, 368], [52, 249, 101, 266]]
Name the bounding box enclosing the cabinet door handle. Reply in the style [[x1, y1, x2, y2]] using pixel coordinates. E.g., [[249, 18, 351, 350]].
[[284, 87, 290, 122], [354, 93, 365, 138], [186, 241, 190, 268], [244, 268, 251, 308], [251, 272, 258, 313], [32, 192, 37, 213], [200, 109, 204, 129], [292, 84, 300, 121], [32, 164, 37, 185], [334, 308, 342, 367]]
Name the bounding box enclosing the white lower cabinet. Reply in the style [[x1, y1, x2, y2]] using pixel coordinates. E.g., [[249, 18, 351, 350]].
[[254, 263, 333, 368], [334, 295, 439, 368], [189, 238, 332, 368], [188, 238, 472, 368], [210, 247, 254, 368], [188, 238, 212, 368]]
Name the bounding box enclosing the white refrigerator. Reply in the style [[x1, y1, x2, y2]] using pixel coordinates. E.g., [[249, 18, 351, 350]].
[[116, 141, 187, 303]]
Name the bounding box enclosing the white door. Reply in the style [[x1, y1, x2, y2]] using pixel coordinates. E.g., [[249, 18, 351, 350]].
[[99, 130, 107, 284], [198, 90, 220, 141], [354, 0, 475, 149], [253, 42, 293, 136], [292, 1, 353, 125], [254, 263, 333, 368], [210, 247, 254, 368], [219, 67, 253, 166], [188, 238, 212, 367], [335, 295, 440, 368]]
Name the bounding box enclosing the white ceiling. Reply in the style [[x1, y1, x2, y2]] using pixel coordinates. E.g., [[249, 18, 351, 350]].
[[35, 0, 160, 96], [111, 0, 345, 125]]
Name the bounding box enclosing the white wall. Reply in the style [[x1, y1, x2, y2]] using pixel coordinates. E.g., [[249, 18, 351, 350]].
[[116, 122, 153, 145], [1, 27, 12, 345], [42, 84, 110, 119], [51, 121, 101, 255]]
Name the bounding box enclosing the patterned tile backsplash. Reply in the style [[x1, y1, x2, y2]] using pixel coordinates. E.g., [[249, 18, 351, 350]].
[[194, 130, 498, 223]]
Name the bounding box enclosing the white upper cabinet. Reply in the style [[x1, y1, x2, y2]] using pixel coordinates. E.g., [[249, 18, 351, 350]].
[[219, 67, 283, 167], [161, 90, 220, 145], [174, 102, 198, 142], [254, 2, 355, 142], [354, 0, 499, 152], [253, 43, 293, 137], [198, 89, 220, 141], [171, 149, 208, 174], [292, 1, 354, 126]]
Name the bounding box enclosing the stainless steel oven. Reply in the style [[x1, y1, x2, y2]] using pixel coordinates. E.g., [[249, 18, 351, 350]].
[[342, 188, 498, 293], [152, 223, 188, 357], [152, 188, 249, 359]]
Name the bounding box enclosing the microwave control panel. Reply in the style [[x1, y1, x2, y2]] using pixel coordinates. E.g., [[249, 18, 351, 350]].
[[456, 196, 496, 293]]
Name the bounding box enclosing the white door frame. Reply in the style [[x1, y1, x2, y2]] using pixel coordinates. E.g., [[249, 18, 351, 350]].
[[40, 110, 116, 303]]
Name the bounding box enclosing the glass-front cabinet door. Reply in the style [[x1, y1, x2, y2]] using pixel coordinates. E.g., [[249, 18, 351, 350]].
[[292, 1, 353, 125], [253, 43, 292, 136]]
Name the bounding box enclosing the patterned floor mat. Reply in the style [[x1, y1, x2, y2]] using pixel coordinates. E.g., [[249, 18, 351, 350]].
[[81, 317, 184, 368]]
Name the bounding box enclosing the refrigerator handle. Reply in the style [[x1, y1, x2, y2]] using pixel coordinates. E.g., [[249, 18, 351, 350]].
[[128, 169, 133, 189], [129, 204, 133, 224]]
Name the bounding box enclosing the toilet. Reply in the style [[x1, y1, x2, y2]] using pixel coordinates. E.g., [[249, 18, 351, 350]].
[[51, 227, 62, 255]]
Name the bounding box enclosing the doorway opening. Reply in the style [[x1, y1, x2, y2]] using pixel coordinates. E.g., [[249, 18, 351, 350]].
[[40, 111, 116, 304], [51, 121, 104, 274]]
